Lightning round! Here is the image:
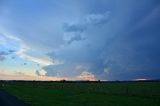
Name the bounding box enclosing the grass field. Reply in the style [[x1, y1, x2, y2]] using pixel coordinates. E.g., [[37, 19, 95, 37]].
[[0, 81, 160, 106]]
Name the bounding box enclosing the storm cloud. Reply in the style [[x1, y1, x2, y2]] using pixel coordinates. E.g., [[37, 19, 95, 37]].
[[43, 0, 160, 80], [0, 0, 160, 80]]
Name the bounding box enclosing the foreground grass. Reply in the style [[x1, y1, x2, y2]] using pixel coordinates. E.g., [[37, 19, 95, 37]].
[[0, 81, 160, 106]]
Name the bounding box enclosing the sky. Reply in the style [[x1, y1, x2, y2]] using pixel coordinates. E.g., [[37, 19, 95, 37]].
[[0, 0, 160, 81]]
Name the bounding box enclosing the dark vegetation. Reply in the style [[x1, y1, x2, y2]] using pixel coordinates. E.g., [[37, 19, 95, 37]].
[[0, 80, 160, 106]]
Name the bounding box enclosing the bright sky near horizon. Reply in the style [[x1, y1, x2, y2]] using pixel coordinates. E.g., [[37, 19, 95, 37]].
[[0, 0, 160, 81]]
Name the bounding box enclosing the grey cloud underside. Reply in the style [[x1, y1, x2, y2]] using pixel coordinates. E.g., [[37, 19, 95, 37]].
[[67, 34, 85, 45], [63, 11, 110, 44], [0, 55, 6, 61], [43, 0, 160, 80], [0, 51, 8, 61], [0, 51, 9, 55]]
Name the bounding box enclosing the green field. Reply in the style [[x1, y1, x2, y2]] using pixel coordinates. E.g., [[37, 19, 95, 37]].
[[0, 81, 160, 106]]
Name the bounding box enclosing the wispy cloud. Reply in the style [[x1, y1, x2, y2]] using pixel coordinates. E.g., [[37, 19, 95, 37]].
[[17, 47, 53, 65], [0, 32, 53, 65]]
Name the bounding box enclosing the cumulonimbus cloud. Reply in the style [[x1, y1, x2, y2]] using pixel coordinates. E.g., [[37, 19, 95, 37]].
[[43, 1, 160, 80], [1, 0, 160, 81], [63, 11, 110, 44]]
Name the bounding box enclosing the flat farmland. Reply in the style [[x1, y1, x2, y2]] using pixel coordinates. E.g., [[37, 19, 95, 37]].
[[0, 81, 160, 106]]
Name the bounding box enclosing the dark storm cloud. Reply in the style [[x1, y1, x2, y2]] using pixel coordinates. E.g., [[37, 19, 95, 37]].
[[63, 11, 110, 33], [63, 24, 86, 33], [63, 11, 110, 44], [63, 23, 86, 44], [43, 0, 160, 80], [67, 34, 84, 44], [99, 5, 160, 80]]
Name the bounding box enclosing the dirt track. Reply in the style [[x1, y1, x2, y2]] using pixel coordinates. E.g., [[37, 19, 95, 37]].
[[0, 90, 27, 106]]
